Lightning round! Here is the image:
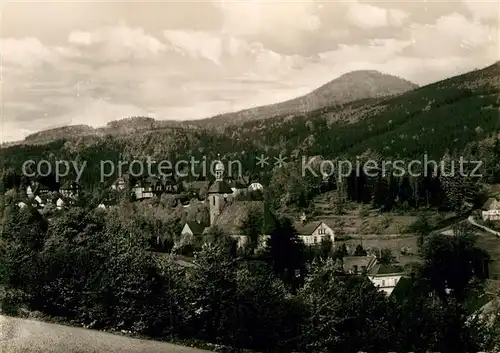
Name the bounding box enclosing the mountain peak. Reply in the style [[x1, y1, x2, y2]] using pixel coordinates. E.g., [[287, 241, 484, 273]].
[[199, 70, 418, 127]]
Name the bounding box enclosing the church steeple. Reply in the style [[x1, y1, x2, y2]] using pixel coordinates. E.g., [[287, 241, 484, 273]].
[[208, 156, 233, 226], [214, 156, 224, 181]]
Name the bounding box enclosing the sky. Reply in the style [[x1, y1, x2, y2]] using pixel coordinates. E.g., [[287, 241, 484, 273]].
[[0, 0, 499, 142]]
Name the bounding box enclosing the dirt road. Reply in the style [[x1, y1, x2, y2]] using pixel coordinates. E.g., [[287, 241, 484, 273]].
[[0, 315, 211, 353]]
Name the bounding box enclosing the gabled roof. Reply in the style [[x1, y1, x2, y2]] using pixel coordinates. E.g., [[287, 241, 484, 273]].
[[390, 277, 413, 299], [214, 201, 265, 235], [185, 221, 208, 236], [208, 180, 234, 194], [369, 263, 404, 276], [294, 221, 322, 235], [31, 180, 59, 194], [482, 198, 499, 210]]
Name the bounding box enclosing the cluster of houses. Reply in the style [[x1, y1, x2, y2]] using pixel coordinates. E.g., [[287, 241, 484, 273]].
[[18, 160, 406, 296], [176, 161, 405, 295], [18, 180, 81, 212], [177, 161, 337, 247]]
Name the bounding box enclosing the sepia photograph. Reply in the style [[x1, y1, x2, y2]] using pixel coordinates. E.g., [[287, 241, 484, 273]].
[[0, 0, 499, 352]]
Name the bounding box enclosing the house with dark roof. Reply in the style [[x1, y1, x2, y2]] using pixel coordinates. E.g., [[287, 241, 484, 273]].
[[26, 179, 59, 197], [368, 263, 405, 296], [294, 220, 335, 246], [210, 200, 270, 248], [341, 255, 405, 296], [177, 220, 209, 249], [482, 198, 500, 221], [132, 177, 156, 200]]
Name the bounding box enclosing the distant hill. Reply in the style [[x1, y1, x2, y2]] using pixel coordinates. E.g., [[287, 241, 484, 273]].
[[196, 70, 418, 128], [1, 62, 499, 189], [19, 117, 186, 146]]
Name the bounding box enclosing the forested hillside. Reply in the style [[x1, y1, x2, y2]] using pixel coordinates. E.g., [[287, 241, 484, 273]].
[[0, 62, 499, 193]]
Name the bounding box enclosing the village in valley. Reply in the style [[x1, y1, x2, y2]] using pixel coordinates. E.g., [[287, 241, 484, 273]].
[[12, 154, 500, 300]]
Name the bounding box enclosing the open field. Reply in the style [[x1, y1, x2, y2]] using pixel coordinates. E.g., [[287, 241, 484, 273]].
[[338, 235, 419, 259]]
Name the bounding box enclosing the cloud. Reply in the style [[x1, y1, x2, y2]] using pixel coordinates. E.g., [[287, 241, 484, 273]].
[[388, 9, 410, 26], [1, 37, 54, 68], [216, 0, 321, 38], [67, 25, 166, 63], [406, 13, 497, 57], [162, 30, 308, 77], [346, 2, 388, 29], [163, 30, 223, 65], [346, 2, 410, 29], [462, 0, 499, 21]]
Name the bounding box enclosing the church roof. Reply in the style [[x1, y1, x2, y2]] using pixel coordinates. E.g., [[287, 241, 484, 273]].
[[208, 180, 233, 194], [183, 180, 210, 193], [213, 201, 265, 235]]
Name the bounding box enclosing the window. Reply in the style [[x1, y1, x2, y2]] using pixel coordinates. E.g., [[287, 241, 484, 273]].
[[313, 236, 318, 244], [212, 196, 215, 205], [353, 265, 358, 274], [382, 280, 386, 287]]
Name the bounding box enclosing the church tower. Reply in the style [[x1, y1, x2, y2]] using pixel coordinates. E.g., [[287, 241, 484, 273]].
[[208, 159, 233, 226]]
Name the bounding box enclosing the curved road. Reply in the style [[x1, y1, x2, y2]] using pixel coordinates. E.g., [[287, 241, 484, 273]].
[[0, 315, 211, 353], [467, 216, 500, 236]]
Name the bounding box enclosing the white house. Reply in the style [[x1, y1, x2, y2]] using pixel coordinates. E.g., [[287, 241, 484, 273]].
[[294, 220, 335, 245], [26, 186, 34, 198], [132, 181, 154, 200], [17, 201, 27, 209], [367, 264, 405, 296], [342, 255, 405, 296], [34, 195, 44, 207], [56, 198, 65, 210], [482, 198, 500, 221]]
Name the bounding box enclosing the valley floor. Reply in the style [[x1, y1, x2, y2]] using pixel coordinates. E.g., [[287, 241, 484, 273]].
[[0, 315, 210, 353]]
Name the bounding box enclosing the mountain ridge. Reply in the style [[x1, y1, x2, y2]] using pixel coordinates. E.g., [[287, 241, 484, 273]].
[[194, 69, 418, 128], [7, 69, 418, 146]]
